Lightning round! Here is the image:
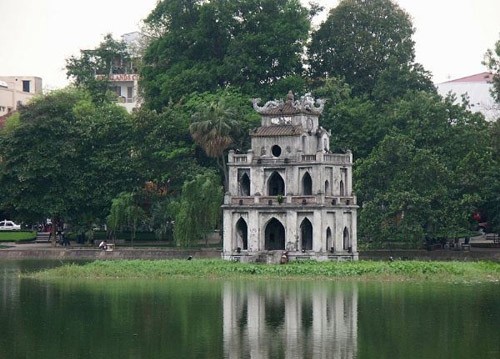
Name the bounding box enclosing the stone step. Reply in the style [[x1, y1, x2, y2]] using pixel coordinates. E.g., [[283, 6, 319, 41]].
[[34, 232, 51, 243]]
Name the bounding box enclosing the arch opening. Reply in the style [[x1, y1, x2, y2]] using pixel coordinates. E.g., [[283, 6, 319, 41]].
[[265, 218, 286, 250], [343, 227, 350, 251], [239, 173, 250, 196], [268, 171, 285, 196], [301, 218, 313, 251], [326, 227, 332, 252], [236, 218, 248, 250], [302, 172, 312, 195]]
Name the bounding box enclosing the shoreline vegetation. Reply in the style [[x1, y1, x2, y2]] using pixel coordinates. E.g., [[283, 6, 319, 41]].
[[25, 259, 500, 283]]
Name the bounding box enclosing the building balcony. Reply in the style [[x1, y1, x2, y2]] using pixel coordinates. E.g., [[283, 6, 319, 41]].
[[225, 194, 356, 207], [228, 150, 352, 166], [96, 73, 139, 82]]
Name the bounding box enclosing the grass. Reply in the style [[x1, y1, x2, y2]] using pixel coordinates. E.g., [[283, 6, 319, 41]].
[[25, 259, 500, 283], [0, 231, 36, 242]]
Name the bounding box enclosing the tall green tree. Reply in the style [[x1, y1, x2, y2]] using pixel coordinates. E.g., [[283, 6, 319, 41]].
[[483, 36, 500, 104], [356, 134, 451, 243], [0, 88, 138, 228], [308, 0, 421, 97], [171, 171, 223, 247], [189, 95, 241, 189], [140, 0, 312, 109], [355, 91, 492, 244], [130, 105, 201, 196], [107, 192, 146, 244]]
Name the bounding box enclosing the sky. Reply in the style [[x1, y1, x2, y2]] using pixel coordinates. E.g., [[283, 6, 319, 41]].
[[1, 0, 499, 90]]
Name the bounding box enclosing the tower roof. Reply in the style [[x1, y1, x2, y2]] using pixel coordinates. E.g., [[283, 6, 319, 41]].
[[250, 124, 303, 137]]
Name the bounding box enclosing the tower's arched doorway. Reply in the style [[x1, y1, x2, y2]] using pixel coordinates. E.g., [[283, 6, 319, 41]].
[[265, 218, 286, 250], [343, 227, 350, 251], [268, 171, 285, 196], [301, 218, 313, 250], [236, 218, 248, 250], [302, 172, 312, 195]]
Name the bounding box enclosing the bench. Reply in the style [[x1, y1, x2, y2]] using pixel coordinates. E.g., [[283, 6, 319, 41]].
[[485, 234, 499, 246], [35, 232, 51, 243]]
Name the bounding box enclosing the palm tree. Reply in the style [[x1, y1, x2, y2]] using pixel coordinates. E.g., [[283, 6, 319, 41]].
[[189, 98, 239, 189]]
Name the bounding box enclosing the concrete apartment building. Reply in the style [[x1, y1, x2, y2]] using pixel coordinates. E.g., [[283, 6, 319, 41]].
[[96, 32, 145, 113], [0, 76, 42, 117]]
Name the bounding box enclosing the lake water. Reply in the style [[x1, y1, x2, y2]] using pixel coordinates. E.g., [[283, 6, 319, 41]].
[[0, 260, 499, 359]]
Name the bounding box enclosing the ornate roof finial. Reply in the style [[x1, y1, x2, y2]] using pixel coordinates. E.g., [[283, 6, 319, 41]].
[[252, 92, 325, 115]]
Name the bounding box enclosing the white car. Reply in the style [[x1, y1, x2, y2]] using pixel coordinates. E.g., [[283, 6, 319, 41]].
[[0, 220, 21, 231]]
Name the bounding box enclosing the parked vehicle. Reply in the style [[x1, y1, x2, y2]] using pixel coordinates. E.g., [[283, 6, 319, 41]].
[[0, 220, 21, 231]]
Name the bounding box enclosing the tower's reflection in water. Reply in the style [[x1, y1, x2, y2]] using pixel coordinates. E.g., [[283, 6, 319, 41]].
[[223, 281, 358, 359]]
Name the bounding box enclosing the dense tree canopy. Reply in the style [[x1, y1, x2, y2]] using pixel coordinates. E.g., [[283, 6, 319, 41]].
[[171, 170, 223, 246], [354, 91, 493, 242], [0, 89, 139, 227], [483, 36, 500, 104], [308, 0, 425, 97], [140, 0, 311, 109]]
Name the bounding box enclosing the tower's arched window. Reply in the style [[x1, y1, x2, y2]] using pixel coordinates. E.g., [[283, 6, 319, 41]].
[[343, 227, 350, 251], [340, 180, 345, 196], [239, 173, 250, 196], [236, 218, 248, 250], [302, 172, 312, 195], [326, 227, 333, 252], [268, 171, 285, 196], [265, 218, 286, 250], [325, 180, 330, 196]]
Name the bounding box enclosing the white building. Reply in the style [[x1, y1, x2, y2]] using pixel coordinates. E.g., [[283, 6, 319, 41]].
[[222, 92, 358, 262], [96, 32, 146, 113], [437, 72, 498, 121], [0, 76, 42, 117]]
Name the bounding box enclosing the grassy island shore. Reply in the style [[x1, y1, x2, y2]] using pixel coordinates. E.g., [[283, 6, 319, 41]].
[[26, 259, 500, 283]]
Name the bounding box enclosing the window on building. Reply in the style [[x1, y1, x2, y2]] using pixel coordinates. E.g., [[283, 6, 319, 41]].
[[340, 168, 347, 195], [239, 173, 250, 196], [343, 227, 350, 251], [127, 87, 133, 102], [268, 171, 285, 196], [326, 227, 333, 252], [22, 80, 30, 93], [302, 172, 312, 195], [264, 218, 285, 250]]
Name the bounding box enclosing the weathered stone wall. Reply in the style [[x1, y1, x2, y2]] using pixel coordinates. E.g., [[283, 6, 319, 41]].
[[0, 248, 221, 260], [360, 249, 500, 262]]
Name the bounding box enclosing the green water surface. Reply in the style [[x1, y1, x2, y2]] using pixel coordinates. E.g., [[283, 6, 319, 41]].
[[0, 260, 498, 358]]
